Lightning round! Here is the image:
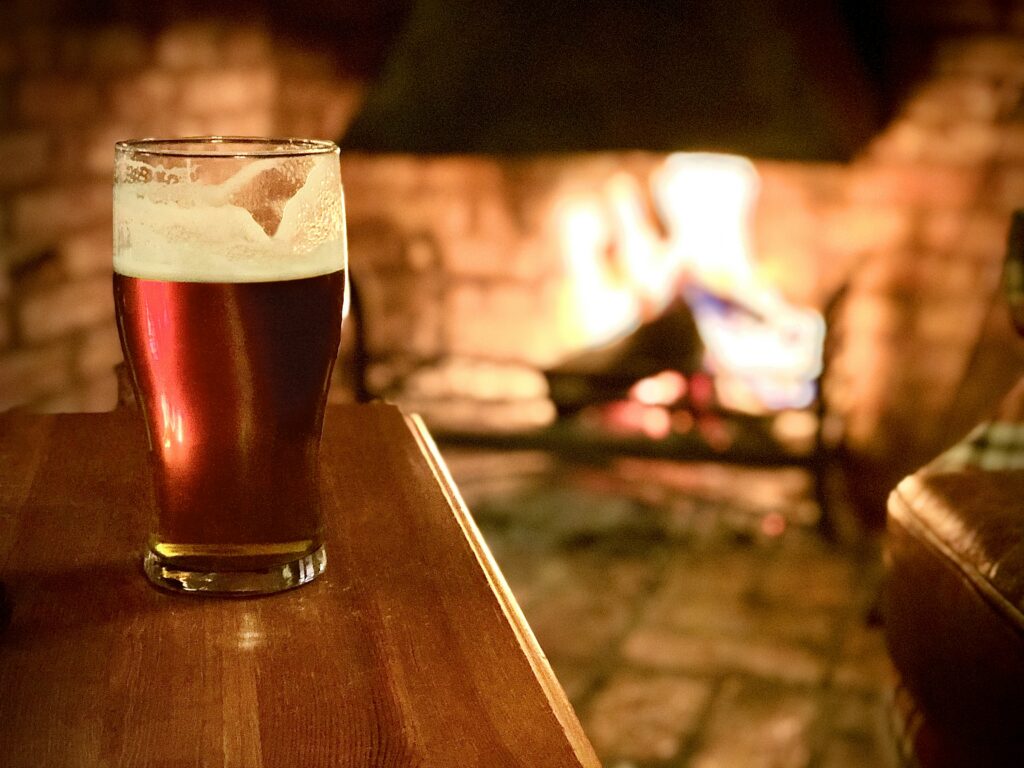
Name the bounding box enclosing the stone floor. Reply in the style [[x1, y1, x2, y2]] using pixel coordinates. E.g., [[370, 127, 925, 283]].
[[438, 446, 899, 768]]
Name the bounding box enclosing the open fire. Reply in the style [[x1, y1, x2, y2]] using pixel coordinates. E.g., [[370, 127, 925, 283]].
[[553, 153, 826, 445]]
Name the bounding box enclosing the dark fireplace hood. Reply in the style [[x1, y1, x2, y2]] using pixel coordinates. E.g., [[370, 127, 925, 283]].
[[340, 0, 885, 161]]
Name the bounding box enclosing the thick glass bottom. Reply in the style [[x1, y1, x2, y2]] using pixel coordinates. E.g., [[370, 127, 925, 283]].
[[143, 543, 327, 595]]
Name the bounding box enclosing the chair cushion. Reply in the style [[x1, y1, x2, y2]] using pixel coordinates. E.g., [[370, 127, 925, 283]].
[[885, 467, 1024, 766]]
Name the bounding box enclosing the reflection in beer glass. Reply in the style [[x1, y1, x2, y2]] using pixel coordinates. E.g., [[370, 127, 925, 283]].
[[113, 137, 347, 595]]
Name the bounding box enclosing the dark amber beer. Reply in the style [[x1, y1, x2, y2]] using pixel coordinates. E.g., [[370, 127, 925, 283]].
[[114, 138, 347, 594], [115, 272, 344, 571]]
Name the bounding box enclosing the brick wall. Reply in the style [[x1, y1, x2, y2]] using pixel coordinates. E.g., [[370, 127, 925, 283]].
[[0, 18, 363, 412]]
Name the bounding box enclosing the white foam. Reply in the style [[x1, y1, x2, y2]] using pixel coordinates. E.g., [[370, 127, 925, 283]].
[[114, 153, 346, 282]]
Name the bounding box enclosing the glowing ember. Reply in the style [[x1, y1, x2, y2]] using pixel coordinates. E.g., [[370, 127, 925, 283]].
[[600, 400, 672, 440], [630, 370, 687, 406], [761, 511, 787, 537]]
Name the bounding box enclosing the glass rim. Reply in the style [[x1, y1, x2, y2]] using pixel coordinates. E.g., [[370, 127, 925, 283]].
[[115, 136, 339, 159]]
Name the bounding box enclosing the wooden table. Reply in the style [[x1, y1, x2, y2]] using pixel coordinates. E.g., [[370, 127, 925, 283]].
[[0, 403, 599, 767]]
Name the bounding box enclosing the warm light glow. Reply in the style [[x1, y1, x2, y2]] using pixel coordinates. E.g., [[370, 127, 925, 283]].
[[555, 151, 826, 414], [557, 195, 641, 346], [601, 400, 672, 440], [761, 511, 787, 537], [606, 173, 683, 309], [630, 370, 687, 406], [641, 406, 672, 440], [654, 153, 759, 295]]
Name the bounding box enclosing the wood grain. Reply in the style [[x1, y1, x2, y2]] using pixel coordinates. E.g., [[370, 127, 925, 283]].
[[0, 404, 600, 767]]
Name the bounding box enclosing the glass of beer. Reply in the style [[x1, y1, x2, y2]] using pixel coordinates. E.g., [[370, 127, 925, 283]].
[[113, 137, 347, 595]]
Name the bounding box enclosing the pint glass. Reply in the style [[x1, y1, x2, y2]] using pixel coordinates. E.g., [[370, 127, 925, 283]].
[[113, 138, 347, 594]]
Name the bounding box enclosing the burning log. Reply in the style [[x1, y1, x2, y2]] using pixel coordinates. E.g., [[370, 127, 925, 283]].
[[544, 297, 703, 417]]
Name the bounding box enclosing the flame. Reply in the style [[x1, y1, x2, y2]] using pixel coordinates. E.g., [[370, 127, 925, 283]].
[[556, 152, 825, 414], [630, 370, 687, 406], [556, 195, 642, 346]]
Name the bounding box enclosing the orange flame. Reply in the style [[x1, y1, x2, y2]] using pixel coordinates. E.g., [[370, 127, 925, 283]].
[[556, 152, 824, 413]]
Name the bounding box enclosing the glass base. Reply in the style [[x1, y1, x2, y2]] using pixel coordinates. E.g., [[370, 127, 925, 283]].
[[143, 544, 327, 595]]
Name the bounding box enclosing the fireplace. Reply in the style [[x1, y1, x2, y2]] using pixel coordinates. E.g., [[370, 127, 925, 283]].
[[2, 0, 1024, 523]]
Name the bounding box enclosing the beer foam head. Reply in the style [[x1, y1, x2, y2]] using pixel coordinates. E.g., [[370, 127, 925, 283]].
[[114, 139, 346, 282]]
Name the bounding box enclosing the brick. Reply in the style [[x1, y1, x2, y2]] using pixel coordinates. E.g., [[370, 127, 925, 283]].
[[688, 678, 819, 768], [13, 27, 57, 72], [108, 69, 178, 121], [420, 157, 505, 192], [1000, 124, 1024, 161], [17, 76, 99, 124], [923, 122, 1002, 165], [315, 82, 367, 139], [0, 342, 73, 411], [502, 239, 554, 283], [904, 76, 1004, 123], [866, 119, 929, 162], [340, 155, 425, 198], [179, 68, 273, 115], [871, 118, 1001, 168], [88, 26, 147, 72], [958, 211, 1013, 257], [58, 226, 113, 277], [57, 29, 90, 72], [584, 672, 711, 762], [841, 295, 904, 343], [402, 359, 547, 403], [18, 276, 115, 344], [936, 37, 1024, 78], [222, 26, 272, 66], [347, 220, 409, 270], [34, 372, 117, 414], [359, 273, 443, 358], [199, 109, 274, 138], [917, 209, 965, 251], [819, 205, 911, 258], [0, 130, 49, 189], [914, 302, 987, 345], [441, 237, 515, 278], [76, 323, 122, 380], [929, 256, 990, 298], [445, 282, 557, 362], [988, 165, 1024, 210], [622, 626, 829, 685], [47, 124, 126, 180], [845, 163, 983, 207], [162, 115, 214, 138], [275, 43, 334, 77], [155, 23, 221, 70], [755, 161, 846, 202], [82, 124, 128, 179], [11, 183, 111, 241]]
